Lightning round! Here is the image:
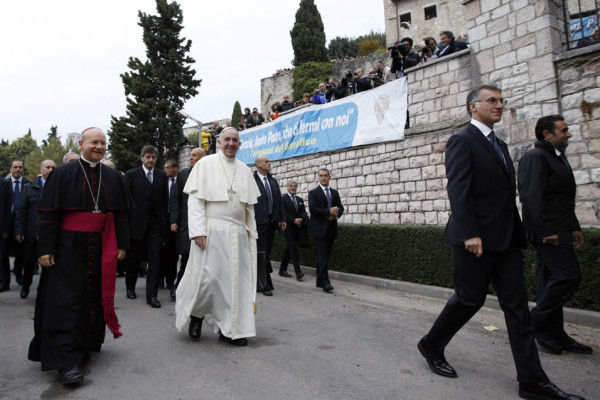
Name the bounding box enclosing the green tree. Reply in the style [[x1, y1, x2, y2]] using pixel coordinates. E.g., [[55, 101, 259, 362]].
[[292, 61, 332, 101], [24, 137, 78, 180], [290, 0, 329, 66], [0, 130, 38, 176], [109, 0, 201, 172], [358, 40, 382, 57], [231, 101, 242, 128], [187, 130, 200, 146], [356, 30, 386, 55], [41, 125, 59, 149], [328, 36, 359, 59]]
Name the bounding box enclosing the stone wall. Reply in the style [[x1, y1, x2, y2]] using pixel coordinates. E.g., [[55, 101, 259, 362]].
[[554, 44, 600, 225], [383, 0, 470, 47], [222, 0, 600, 228]]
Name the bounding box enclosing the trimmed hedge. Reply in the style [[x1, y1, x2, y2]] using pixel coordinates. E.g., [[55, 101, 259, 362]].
[[271, 224, 600, 312]]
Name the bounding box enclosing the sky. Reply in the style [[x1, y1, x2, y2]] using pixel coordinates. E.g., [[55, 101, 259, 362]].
[[0, 0, 385, 144]]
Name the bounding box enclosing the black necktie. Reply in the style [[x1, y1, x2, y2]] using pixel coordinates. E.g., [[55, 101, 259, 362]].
[[325, 187, 332, 209], [488, 131, 507, 168], [291, 194, 298, 211], [169, 178, 176, 213], [559, 153, 572, 172], [12, 180, 20, 212], [264, 177, 273, 215]]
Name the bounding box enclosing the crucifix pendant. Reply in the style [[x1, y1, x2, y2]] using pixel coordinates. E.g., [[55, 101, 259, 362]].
[[227, 187, 237, 195], [93, 205, 101, 213]]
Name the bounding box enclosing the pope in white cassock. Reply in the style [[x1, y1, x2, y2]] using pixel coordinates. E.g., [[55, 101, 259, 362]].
[[175, 128, 261, 346]]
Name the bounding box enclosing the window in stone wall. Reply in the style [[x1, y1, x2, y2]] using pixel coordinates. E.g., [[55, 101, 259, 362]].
[[563, 0, 599, 49], [400, 12, 411, 24], [424, 5, 437, 20]]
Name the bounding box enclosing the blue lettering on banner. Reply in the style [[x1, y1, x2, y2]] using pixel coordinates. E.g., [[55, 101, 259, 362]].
[[237, 102, 359, 164]]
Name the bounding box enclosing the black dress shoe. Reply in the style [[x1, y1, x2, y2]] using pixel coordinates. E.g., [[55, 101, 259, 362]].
[[170, 288, 176, 300], [278, 271, 292, 278], [519, 381, 585, 400], [0, 286, 8, 293], [559, 336, 593, 355], [59, 366, 84, 385], [147, 298, 161, 308], [262, 289, 273, 296], [219, 333, 248, 346], [323, 284, 334, 293], [188, 316, 203, 340], [417, 337, 457, 378], [536, 336, 563, 355], [20, 286, 29, 299], [126, 289, 137, 299], [296, 273, 304, 281]]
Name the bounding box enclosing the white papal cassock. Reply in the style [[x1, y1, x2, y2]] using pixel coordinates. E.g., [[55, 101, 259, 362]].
[[175, 151, 261, 339]]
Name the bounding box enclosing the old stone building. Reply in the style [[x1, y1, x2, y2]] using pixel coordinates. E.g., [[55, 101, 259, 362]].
[[251, 0, 600, 227], [383, 0, 469, 46]]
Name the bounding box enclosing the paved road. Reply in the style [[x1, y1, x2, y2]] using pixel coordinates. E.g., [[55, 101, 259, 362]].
[[1, 268, 599, 400]]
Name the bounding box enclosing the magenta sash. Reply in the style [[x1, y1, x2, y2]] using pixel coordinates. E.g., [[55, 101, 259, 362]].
[[61, 211, 122, 338]]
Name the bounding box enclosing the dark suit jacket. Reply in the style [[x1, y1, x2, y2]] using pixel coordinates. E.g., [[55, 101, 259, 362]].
[[170, 167, 192, 254], [308, 186, 344, 239], [518, 140, 580, 242], [437, 40, 468, 58], [9, 176, 30, 215], [444, 123, 526, 252], [14, 177, 43, 241], [281, 193, 308, 240], [0, 178, 11, 235], [124, 166, 169, 241], [253, 171, 283, 224]]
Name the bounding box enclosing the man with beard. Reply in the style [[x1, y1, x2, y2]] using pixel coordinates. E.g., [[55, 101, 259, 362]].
[[14, 159, 55, 298], [518, 115, 592, 356]]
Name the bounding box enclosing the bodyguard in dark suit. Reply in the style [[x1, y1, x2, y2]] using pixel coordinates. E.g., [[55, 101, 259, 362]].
[[417, 85, 584, 400], [1, 160, 29, 289], [308, 168, 343, 293], [0, 177, 12, 292], [279, 181, 307, 280], [518, 115, 592, 356], [170, 148, 205, 290], [161, 159, 179, 300], [253, 156, 284, 296], [14, 160, 55, 298], [124, 145, 169, 308]]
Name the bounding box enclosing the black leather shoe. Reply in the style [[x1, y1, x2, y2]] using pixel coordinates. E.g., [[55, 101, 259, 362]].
[[418, 337, 457, 378], [536, 336, 563, 355], [170, 288, 176, 300], [59, 366, 84, 385], [126, 289, 137, 299], [323, 284, 334, 293], [518, 381, 585, 400], [219, 333, 248, 346], [20, 286, 29, 299], [559, 336, 593, 355], [188, 317, 203, 340], [278, 271, 292, 278], [262, 289, 273, 296], [296, 273, 304, 281], [147, 298, 161, 308]]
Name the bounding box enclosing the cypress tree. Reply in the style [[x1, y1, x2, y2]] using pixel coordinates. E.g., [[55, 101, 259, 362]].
[[231, 101, 242, 129], [290, 0, 329, 66], [109, 0, 201, 171]]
